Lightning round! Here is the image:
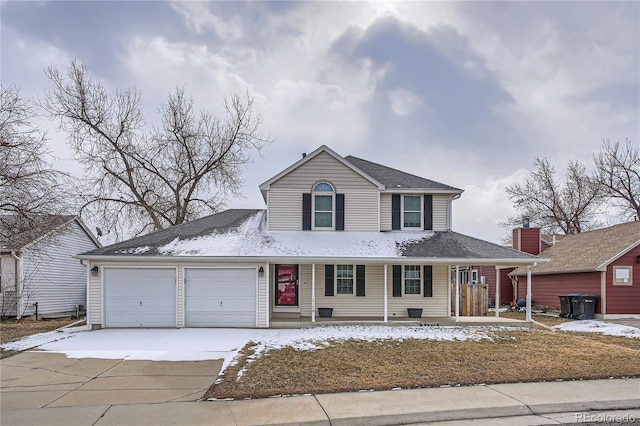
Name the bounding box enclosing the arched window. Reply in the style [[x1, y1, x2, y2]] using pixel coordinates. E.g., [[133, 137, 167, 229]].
[[313, 182, 334, 229]]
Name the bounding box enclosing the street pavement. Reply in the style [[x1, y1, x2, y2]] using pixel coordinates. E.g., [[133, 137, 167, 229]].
[[1, 351, 639, 425]]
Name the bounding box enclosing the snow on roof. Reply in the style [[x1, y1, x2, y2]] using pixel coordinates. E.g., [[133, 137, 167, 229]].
[[159, 211, 434, 258]]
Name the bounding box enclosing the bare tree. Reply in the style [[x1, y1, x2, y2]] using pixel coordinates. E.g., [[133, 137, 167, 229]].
[[0, 85, 68, 241], [594, 139, 640, 220], [43, 60, 271, 238], [501, 157, 603, 237]]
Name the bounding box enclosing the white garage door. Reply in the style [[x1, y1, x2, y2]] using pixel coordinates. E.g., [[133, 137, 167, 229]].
[[185, 268, 256, 327], [104, 268, 176, 327]]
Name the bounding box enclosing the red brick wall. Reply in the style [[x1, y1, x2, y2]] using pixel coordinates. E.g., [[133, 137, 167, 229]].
[[606, 245, 640, 314], [515, 271, 602, 313]]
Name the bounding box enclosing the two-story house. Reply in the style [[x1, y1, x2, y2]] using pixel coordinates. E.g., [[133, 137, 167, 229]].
[[78, 145, 540, 328]]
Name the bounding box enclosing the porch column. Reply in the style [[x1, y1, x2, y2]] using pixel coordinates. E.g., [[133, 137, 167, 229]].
[[265, 262, 270, 328], [311, 263, 316, 323], [526, 265, 532, 322], [383, 264, 388, 322], [455, 265, 460, 323], [495, 266, 501, 318]]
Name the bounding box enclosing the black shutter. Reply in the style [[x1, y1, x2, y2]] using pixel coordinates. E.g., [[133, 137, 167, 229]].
[[336, 194, 345, 231], [423, 195, 433, 231], [423, 265, 433, 297], [392, 194, 401, 230], [356, 265, 365, 296], [302, 193, 311, 230], [392, 265, 402, 297], [324, 265, 334, 296]]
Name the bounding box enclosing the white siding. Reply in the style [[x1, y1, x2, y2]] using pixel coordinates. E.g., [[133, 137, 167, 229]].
[[268, 152, 379, 231], [21, 221, 98, 317], [294, 263, 449, 318], [433, 195, 450, 231], [380, 194, 392, 231], [88, 261, 269, 328]]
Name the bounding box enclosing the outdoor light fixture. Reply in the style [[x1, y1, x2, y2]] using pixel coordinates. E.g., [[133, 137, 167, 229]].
[[90, 266, 99, 277], [258, 266, 265, 277]]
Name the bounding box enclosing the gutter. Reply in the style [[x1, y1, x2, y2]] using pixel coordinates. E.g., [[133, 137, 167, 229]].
[[74, 254, 547, 266]]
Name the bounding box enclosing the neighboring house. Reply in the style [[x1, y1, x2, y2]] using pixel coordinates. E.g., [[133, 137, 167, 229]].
[[510, 221, 640, 318], [77, 145, 540, 329], [0, 215, 101, 318]]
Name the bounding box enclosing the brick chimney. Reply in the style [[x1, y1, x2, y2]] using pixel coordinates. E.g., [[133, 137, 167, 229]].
[[512, 217, 541, 255]]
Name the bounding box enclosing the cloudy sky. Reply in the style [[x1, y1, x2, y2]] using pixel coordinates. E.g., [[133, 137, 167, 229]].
[[2, 1, 638, 243]]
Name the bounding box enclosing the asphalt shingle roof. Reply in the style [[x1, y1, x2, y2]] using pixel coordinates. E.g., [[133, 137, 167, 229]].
[[83, 209, 262, 256], [344, 156, 462, 192], [401, 231, 539, 261], [81, 208, 539, 263], [0, 215, 76, 251], [511, 221, 640, 276]]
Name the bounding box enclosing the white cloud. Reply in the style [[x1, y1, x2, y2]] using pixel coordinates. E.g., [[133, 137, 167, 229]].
[[387, 88, 423, 116], [170, 2, 243, 40]]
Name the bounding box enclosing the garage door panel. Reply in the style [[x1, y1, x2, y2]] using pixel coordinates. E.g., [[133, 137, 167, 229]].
[[104, 268, 176, 328], [185, 268, 256, 327]]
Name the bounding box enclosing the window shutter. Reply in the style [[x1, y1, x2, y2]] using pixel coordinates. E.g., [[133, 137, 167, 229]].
[[324, 265, 334, 296], [392, 194, 401, 230], [356, 265, 365, 296], [392, 265, 402, 297], [336, 194, 345, 231], [423, 195, 433, 231], [302, 193, 311, 230], [423, 265, 433, 297]]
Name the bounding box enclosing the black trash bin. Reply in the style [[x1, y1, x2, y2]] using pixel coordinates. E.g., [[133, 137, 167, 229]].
[[571, 295, 598, 320], [558, 293, 581, 318]]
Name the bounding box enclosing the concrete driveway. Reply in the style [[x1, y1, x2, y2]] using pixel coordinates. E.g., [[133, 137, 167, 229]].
[[0, 351, 221, 410]]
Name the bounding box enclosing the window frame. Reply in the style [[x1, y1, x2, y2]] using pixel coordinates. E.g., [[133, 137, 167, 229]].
[[612, 266, 633, 286], [403, 265, 422, 296], [335, 264, 355, 295], [312, 182, 335, 230], [401, 194, 422, 230]]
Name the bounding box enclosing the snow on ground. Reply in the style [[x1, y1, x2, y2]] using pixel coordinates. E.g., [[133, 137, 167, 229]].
[[2, 325, 499, 374], [553, 320, 640, 339], [4, 321, 638, 377]]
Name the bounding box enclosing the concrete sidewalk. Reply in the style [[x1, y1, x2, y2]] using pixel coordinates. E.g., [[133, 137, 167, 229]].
[[1, 352, 639, 425]]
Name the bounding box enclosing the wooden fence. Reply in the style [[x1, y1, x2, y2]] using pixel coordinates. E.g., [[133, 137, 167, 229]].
[[451, 283, 489, 316]]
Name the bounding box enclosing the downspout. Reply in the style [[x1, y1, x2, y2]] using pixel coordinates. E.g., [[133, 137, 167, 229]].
[[265, 262, 270, 328], [524, 262, 552, 330], [11, 251, 23, 320]]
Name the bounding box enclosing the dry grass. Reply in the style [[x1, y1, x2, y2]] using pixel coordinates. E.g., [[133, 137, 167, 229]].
[[500, 312, 573, 327], [206, 329, 640, 400], [0, 317, 84, 359]]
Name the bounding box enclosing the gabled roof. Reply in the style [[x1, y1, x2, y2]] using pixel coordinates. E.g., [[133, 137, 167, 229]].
[[511, 221, 640, 276], [78, 208, 540, 265], [258, 145, 463, 199], [0, 215, 99, 252], [259, 145, 385, 199], [344, 156, 463, 193]]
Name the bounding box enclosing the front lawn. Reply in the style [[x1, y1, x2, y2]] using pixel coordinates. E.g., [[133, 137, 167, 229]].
[[205, 328, 640, 400], [0, 317, 84, 359]]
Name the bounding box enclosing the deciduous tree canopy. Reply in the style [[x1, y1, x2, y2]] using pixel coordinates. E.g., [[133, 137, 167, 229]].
[[44, 60, 271, 238]]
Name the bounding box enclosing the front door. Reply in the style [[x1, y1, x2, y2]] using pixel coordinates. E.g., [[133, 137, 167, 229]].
[[275, 264, 298, 307]]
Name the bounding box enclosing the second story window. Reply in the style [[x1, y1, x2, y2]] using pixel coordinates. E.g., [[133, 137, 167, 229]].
[[313, 182, 334, 229], [403, 195, 422, 229]]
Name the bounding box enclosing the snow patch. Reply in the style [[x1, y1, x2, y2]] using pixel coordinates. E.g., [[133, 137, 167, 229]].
[[158, 211, 434, 257], [553, 320, 640, 339]]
